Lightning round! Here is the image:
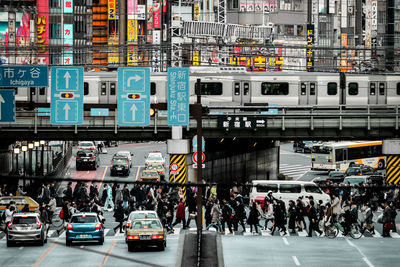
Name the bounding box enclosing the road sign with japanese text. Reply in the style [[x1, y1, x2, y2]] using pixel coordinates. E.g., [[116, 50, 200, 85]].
[[0, 90, 15, 123], [168, 68, 189, 126], [50, 67, 84, 125], [0, 66, 48, 87]]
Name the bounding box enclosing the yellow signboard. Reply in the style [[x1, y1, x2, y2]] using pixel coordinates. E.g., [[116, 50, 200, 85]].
[[192, 50, 200, 65], [127, 20, 138, 41], [108, 0, 116, 20]]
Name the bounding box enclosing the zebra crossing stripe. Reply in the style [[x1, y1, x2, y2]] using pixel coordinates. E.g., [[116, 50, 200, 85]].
[[103, 229, 110, 237], [296, 230, 307, 237], [280, 231, 290, 236], [389, 232, 400, 238], [243, 228, 253, 236], [115, 231, 125, 237], [59, 230, 66, 238], [371, 231, 382, 238], [261, 230, 271, 236], [47, 230, 55, 238]]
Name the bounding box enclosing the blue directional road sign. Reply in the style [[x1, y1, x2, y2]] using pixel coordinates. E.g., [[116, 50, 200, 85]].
[[50, 67, 84, 125], [0, 90, 15, 123], [168, 67, 189, 126], [118, 67, 150, 126], [0, 66, 48, 87], [90, 108, 109, 117]]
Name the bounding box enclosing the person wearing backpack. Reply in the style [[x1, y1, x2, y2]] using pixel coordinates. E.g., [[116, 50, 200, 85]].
[[57, 201, 71, 235], [221, 198, 234, 235]]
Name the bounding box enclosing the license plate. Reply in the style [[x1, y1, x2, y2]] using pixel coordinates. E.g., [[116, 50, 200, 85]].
[[117, 167, 122, 170], [79, 234, 89, 238], [83, 159, 88, 162], [140, 235, 151, 240]]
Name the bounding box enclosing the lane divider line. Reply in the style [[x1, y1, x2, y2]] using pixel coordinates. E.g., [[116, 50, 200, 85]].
[[282, 237, 289, 245], [32, 242, 57, 267], [292, 256, 301, 266], [98, 166, 108, 189], [135, 166, 141, 181], [99, 240, 117, 267], [346, 238, 375, 267]]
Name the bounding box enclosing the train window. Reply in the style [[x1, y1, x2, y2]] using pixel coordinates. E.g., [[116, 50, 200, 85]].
[[243, 83, 249, 95], [234, 83, 240, 95], [369, 83, 375, 95], [300, 83, 306, 95], [151, 82, 156, 95], [261, 82, 289, 95], [14, 88, 18, 95], [348, 83, 358, 95], [39, 87, 45, 95], [327, 82, 337, 95], [110, 82, 116, 95], [397, 83, 400, 95], [84, 82, 89, 95], [200, 82, 223, 95], [30, 87, 36, 96], [310, 83, 316, 95], [379, 83, 385, 95], [100, 83, 106, 95]]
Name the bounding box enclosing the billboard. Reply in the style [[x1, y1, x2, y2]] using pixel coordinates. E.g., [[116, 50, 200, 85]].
[[63, 24, 73, 65], [37, 0, 49, 64]]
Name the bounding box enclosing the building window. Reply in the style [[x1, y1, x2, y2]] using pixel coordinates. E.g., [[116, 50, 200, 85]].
[[379, 83, 385, 95], [297, 25, 304, 36], [234, 83, 240, 95], [327, 82, 337, 95], [110, 83, 116, 95], [261, 82, 289, 95], [101, 83, 106, 95], [348, 83, 358, 95], [310, 83, 316, 95], [200, 82, 223, 95], [84, 82, 89, 95], [39, 87, 46, 96], [397, 83, 400, 95], [369, 83, 376, 95]]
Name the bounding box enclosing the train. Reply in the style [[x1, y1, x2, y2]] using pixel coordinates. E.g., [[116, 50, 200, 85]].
[[13, 67, 400, 107]]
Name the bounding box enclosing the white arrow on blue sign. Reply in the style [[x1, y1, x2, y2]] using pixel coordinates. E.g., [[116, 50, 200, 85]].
[[50, 67, 84, 125], [117, 67, 150, 126], [0, 90, 15, 123]]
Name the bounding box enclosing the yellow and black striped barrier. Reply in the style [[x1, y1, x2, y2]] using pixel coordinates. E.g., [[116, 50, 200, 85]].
[[386, 155, 400, 184], [169, 154, 187, 199]]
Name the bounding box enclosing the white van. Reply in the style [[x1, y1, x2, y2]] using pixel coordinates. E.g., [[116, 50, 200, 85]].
[[249, 180, 331, 207]]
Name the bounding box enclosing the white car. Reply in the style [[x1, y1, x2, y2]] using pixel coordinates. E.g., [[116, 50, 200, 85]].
[[145, 151, 165, 167], [77, 141, 96, 151], [116, 151, 133, 168]]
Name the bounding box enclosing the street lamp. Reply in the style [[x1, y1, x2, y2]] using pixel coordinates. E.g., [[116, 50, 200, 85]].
[[22, 145, 27, 176]]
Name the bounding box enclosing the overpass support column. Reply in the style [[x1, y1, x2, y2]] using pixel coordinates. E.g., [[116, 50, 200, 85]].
[[383, 140, 400, 184], [167, 126, 190, 199], [0, 143, 13, 176]]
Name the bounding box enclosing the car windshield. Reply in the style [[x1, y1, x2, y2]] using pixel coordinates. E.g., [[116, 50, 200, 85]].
[[148, 165, 162, 170], [113, 158, 128, 165], [130, 213, 157, 220], [79, 143, 94, 147], [148, 155, 162, 161], [255, 184, 278, 193], [143, 171, 158, 177], [329, 172, 345, 178], [347, 168, 360, 174], [344, 178, 365, 185], [131, 220, 162, 230], [71, 215, 98, 223], [117, 152, 130, 157], [0, 198, 27, 205], [13, 217, 37, 224], [312, 145, 332, 154]]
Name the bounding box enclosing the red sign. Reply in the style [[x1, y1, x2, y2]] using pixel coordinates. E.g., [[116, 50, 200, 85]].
[[170, 163, 179, 172], [153, 1, 161, 29], [192, 152, 205, 164], [36, 0, 49, 64]]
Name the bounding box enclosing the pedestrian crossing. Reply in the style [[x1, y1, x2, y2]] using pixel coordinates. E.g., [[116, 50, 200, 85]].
[[279, 164, 311, 180]]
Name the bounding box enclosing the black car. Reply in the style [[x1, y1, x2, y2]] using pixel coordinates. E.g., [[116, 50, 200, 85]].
[[345, 165, 377, 176], [293, 141, 314, 153], [104, 141, 119, 147], [110, 157, 130, 176], [76, 150, 100, 170]]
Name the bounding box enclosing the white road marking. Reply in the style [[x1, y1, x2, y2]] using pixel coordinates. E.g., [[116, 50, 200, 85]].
[[371, 231, 382, 238], [47, 230, 55, 238], [297, 230, 307, 237], [389, 232, 400, 238], [115, 231, 125, 237], [282, 237, 289, 245], [280, 230, 290, 236], [261, 230, 271, 236], [346, 239, 375, 267], [103, 229, 110, 236], [292, 256, 301, 266], [19, 246, 23, 250], [59, 231, 66, 238], [243, 228, 253, 236]]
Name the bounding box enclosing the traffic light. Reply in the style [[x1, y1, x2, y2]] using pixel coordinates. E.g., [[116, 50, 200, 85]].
[[127, 94, 140, 99], [61, 93, 74, 98]]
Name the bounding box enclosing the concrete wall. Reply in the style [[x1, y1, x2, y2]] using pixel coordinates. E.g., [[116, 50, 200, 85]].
[[0, 144, 12, 176]]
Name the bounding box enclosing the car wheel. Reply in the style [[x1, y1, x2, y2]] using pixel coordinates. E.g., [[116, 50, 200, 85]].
[[66, 240, 72, 246], [378, 160, 385, 170], [110, 170, 114, 176], [158, 243, 165, 251], [128, 243, 135, 252], [99, 237, 104, 245], [6, 240, 15, 247]]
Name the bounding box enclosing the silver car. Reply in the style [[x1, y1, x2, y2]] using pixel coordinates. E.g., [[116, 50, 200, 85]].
[[6, 213, 47, 247]]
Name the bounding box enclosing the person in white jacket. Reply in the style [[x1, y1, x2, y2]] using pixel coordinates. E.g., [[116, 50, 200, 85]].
[[331, 194, 341, 221], [264, 200, 274, 230]]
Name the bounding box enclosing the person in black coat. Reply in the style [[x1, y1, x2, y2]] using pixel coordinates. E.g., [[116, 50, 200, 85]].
[[247, 202, 260, 234], [113, 201, 125, 233], [288, 200, 297, 234], [307, 200, 323, 237], [64, 182, 73, 202], [185, 194, 198, 228]]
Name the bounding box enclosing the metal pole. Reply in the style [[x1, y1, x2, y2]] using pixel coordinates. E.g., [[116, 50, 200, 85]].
[[23, 151, 26, 176], [195, 78, 203, 232], [35, 147, 38, 175], [119, 0, 126, 66], [16, 152, 19, 175], [41, 144, 44, 175]]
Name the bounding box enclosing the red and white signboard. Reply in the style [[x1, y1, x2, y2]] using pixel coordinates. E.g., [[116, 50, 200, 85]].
[[170, 163, 179, 175], [192, 152, 205, 168]]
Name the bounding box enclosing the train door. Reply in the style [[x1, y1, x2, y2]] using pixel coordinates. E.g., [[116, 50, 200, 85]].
[[299, 82, 318, 105], [368, 82, 387, 104], [29, 87, 47, 103], [99, 81, 117, 104], [233, 81, 251, 105]]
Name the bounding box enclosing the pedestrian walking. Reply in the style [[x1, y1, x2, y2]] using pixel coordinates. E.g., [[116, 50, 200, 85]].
[[295, 198, 305, 231], [57, 201, 71, 235], [206, 199, 222, 232], [220, 198, 234, 235], [122, 184, 130, 208], [264, 199, 274, 230], [288, 200, 297, 233], [103, 184, 114, 211], [247, 202, 260, 234], [382, 202, 392, 237], [113, 201, 125, 233], [233, 192, 246, 232], [307, 200, 323, 237], [172, 198, 186, 229], [186, 194, 198, 229]]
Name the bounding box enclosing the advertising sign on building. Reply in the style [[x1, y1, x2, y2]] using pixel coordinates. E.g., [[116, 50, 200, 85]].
[[306, 24, 314, 71], [340, 33, 348, 72], [37, 0, 49, 64], [108, 0, 116, 20], [153, 0, 161, 29], [63, 0, 73, 13], [147, 0, 153, 43], [63, 24, 73, 65]]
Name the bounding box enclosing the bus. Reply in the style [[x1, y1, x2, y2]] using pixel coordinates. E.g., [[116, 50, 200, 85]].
[[311, 141, 385, 171]]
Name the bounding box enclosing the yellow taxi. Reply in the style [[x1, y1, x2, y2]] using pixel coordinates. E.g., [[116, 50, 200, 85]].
[[0, 196, 39, 216], [146, 163, 165, 180], [140, 169, 160, 182], [126, 218, 166, 251]]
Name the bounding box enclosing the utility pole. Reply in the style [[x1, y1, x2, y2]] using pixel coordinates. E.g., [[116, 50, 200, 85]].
[[119, 0, 127, 66], [194, 78, 203, 233]]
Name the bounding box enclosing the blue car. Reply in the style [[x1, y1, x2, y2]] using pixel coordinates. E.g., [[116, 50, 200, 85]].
[[66, 212, 105, 246]]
